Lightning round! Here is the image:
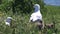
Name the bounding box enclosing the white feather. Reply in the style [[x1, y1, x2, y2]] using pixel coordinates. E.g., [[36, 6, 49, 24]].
[[5, 17, 12, 26], [5, 22, 10, 26], [30, 10, 42, 22], [29, 4, 42, 22]]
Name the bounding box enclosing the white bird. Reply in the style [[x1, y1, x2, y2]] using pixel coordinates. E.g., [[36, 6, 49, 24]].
[[5, 17, 12, 26], [29, 4, 44, 30], [29, 4, 42, 22]]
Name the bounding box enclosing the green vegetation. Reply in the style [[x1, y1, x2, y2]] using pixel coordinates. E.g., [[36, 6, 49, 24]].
[[0, 0, 60, 34]]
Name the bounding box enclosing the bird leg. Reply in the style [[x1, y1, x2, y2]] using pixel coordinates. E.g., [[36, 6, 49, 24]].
[[37, 21, 44, 30]]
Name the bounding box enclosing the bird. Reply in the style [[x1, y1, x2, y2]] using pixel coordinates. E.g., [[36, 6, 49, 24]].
[[5, 17, 13, 26], [29, 4, 42, 22], [29, 4, 44, 30]]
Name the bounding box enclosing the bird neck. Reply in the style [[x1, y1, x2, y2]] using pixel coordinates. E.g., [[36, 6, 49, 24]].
[[34, 10, 41, 13]]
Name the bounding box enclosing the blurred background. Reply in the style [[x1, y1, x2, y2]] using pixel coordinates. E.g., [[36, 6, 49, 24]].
[[0, 0, 60, 34]]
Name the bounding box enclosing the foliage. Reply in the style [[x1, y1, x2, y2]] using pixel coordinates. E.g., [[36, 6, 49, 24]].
[[0, 6, 60, 34], [0, 0, 60, 34], [0, 0, 45, 14]]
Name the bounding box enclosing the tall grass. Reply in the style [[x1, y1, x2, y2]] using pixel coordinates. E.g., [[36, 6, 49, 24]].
[[0, 6, 60, 34]]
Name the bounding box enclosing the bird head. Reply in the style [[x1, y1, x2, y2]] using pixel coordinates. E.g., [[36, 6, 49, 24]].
[[34, 4, 40, 12], [7, 17, 12, 19]]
